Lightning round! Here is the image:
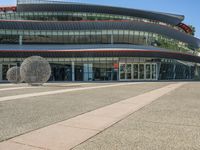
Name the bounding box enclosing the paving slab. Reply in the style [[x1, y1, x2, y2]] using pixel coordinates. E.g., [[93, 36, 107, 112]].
[[0, 82, 184, 150], [58, 115, 118, 131], [11, 125, 98, 150], [0, 141, 42, 150], [73, 82, 200, 150], [0, 82, 167, 141]]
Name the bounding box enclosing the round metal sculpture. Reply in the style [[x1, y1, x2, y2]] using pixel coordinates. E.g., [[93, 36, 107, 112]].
[[6, 66, 22, 84], [20, 56, 51, 86]]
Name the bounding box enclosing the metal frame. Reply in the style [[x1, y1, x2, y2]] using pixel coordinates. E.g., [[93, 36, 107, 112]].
[[119, 62, 158, 81]]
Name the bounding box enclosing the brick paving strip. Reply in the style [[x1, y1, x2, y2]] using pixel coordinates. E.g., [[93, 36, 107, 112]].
[[0, 82, 186, 150]]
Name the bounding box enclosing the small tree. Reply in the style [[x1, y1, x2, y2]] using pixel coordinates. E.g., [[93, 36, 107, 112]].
[[188, 25, 196, 36]]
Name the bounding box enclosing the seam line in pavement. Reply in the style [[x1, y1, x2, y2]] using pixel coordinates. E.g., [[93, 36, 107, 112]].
[[58, 124, 101, 132], [0, 82, 141, 102], [0, 82, 186, 150], [9, 140, 46, 150]]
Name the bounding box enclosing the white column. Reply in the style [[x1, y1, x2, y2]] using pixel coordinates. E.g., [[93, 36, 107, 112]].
[[84, 64, 93, 81], [173, 64, 176, 79], [19, 35, 23, 45], [72, 61, 75, 81], [84, 64, 88, 81], [0, 64, 2, 81], [111, 34, 114, 44], [194, 64, 199, 79]]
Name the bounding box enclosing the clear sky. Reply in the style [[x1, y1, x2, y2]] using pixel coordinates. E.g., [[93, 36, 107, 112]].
[[1, 0, 200, 38]]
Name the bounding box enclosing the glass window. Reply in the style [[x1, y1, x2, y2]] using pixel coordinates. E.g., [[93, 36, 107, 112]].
[[139, 64, 145, 79], [120, 64, 126, 80], [126, 64, 132, 79], [133, 64, 139, 79], [146, 64, 151, 79]]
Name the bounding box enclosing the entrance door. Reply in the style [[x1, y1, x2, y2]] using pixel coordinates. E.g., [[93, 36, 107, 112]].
[[126, 64, 132, 80], [152, 64, 157, 80], [119, 63, 157, 81], [119, 64, 126, 80], [145, 64, 151, 80], [75, 64, 83, 81], [133, 64, 139, 80], [139, 64, 145, 79]]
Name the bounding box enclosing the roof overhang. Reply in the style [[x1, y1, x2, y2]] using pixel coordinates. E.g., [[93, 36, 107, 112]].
[[16, 3, 184, 25]]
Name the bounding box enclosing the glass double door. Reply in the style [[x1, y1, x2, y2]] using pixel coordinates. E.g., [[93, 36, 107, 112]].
[[120, 63, 157, 80]]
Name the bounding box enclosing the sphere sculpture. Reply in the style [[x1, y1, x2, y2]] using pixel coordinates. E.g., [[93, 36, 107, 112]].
[[6, 66, 22, 84], [20, 56, 51, 86]]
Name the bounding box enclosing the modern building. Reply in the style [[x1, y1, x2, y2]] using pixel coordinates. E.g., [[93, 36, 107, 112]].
[[0, 0, 200, 82]]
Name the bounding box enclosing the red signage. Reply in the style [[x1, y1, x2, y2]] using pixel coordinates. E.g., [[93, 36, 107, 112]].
[[114, 63, 119, 70], [0, 6, 16, 12]]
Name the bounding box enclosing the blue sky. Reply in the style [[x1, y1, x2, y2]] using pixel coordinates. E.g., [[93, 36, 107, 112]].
[[1, 0, 200, 38]]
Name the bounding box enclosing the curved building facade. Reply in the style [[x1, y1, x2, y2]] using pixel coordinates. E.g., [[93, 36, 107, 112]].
[[0, 0, 200, 82]]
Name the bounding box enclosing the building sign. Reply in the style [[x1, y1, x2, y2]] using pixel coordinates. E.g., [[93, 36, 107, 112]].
[[114, 63, 119, 71]]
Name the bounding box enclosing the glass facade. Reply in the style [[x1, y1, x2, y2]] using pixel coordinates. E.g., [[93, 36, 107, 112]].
[[0, 29, 193, 53], [0, 11, 184, 32], [0, 1, 199, 82], [0, 57, 197, 82], [119, 63, 157, 80]]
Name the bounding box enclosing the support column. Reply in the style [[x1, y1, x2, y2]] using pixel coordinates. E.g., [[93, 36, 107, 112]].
[[0, 64, 2, 82], [72, 61, 75, 82], [173, 64, 176, 80], [111, 34, 113, 44], [19, 35, 23, 45], [84, 64, 93, 81], [194, 64, 199, 80]]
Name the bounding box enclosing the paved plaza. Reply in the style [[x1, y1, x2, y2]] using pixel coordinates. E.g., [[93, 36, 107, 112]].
[[0, 82, 200, 150]]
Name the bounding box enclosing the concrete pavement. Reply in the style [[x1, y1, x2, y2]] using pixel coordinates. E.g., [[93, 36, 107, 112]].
[[0, 82, 167, 142], [74, 82, 200, 150], [0, 82, 184, 150], [1, 82, 199, 150]]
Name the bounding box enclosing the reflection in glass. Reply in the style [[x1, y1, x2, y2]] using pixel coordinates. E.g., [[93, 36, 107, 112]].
[[133, 64, 138, 79], [146, 64, 151, 79], [126, 64, 132, 79], [139, 64, 144, 79], [120, 64, 126, 80], [152, 64, 157, 79]]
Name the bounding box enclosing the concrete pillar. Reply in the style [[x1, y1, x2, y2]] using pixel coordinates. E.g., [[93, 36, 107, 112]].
[[194, 64, 199, 80], [19, 35, 23, 45], [84, 64, 93, 81], [111, 34, 114, 44], [173, 64, 176, 79], [72, 61, 75, 81], [0, 64, 2, 82]]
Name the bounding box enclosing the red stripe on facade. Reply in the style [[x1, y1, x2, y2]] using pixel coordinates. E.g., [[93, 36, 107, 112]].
[[0, 6, 16, 12], [178, 23, 193, 34]]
